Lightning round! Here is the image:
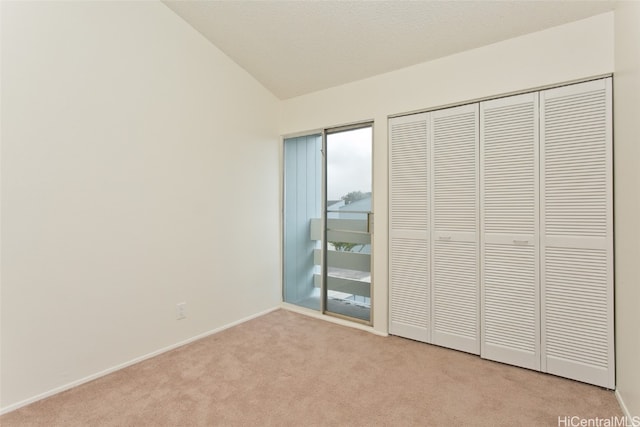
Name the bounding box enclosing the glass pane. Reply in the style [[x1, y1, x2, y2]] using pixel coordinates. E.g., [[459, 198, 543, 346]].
[[325, 126, 372, 322], [283, 134, 322, 310]]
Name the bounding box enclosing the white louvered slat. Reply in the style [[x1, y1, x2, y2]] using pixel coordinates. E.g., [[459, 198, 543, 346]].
[[545, 247, 609, 366], [432, 240, 477, 349], [541, 78, 614, 389], [430, 104, 479, 354], [390, 238, 429, 340], [389, 113, 430, 342], [480, 93, 540, 370]]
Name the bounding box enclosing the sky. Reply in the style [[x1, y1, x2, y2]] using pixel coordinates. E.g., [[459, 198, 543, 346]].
[[326, 126, 372, 201]]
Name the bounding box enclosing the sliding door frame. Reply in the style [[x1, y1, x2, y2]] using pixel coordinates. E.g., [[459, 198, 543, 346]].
[[323, 121, 374, 325], [281, 120, 375, 326]]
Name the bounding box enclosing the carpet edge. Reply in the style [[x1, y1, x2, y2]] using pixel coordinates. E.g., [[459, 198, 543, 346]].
[[0, 306, 280, 415]]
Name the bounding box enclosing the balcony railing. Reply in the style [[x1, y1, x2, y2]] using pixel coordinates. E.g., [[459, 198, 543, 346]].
[[309, 218, 371, 299]]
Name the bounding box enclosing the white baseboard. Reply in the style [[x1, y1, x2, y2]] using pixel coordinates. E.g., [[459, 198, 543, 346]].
[[0, 306, 280, 415], [615, 389, 635, 421], [281, 302, 388, 337]]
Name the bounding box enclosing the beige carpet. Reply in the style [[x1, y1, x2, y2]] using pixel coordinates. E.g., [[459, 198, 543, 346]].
[[1, 309, 622, 426]]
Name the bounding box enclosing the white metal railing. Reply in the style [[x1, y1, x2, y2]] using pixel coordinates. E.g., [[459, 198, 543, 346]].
[[309, 218, 371, 298]]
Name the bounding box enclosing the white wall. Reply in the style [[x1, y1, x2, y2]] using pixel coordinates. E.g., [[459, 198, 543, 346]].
[[280, 12, 615, 335], [0, 1, 281, 411], [614, 1, 640, 419], [1, 2, 628, 415]]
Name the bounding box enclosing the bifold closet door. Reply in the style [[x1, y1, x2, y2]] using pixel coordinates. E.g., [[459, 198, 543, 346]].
[[480, 93, 540, 370], [541, 78, 614, 388], [430, 104, 480, 354], [389, 113, 430, 342]]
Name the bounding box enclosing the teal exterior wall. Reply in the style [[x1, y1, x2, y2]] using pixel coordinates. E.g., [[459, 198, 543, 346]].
[[283, 135, 322, 306]]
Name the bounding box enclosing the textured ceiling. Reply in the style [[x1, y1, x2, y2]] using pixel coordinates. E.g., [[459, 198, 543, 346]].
[[163, 1, 615, 99]]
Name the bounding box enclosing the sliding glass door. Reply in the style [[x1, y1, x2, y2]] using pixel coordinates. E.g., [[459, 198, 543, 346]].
[[324, 126, 372, 322], [283, 124, 373, 323]]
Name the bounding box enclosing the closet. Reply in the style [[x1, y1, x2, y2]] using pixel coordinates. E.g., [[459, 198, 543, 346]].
[[388, 78, 614, 389]]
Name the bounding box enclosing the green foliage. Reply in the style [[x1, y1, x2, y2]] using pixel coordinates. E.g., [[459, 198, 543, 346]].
[[331, 242, 357, 252], [341, 191, 370, 205], [331, 242, 364, 252], [331, 190, 371, 252]]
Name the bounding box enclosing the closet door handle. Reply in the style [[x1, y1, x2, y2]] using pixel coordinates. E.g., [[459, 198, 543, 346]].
[[439, 235, 452, 241], [513, 239, 529, 245]]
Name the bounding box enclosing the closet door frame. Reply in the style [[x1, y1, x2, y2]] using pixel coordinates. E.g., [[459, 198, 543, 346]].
[[388, 77, 613, 389]]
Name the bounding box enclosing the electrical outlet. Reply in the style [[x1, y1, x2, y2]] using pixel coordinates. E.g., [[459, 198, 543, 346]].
[[176, 302, 186, 320]]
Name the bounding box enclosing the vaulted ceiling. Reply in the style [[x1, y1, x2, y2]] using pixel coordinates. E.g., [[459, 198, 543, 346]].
[[163, 1, 615, 99]]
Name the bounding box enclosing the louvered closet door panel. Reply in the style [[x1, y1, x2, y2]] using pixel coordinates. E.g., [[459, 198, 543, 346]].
[[480, 93, 540, 370], [389, 113, 430, 342], [541, 78, 614, 388], [430, 104, 480, 354]]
